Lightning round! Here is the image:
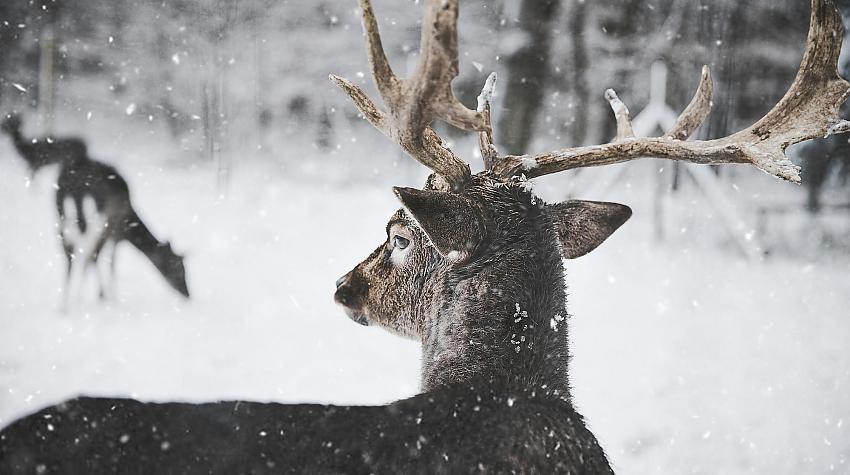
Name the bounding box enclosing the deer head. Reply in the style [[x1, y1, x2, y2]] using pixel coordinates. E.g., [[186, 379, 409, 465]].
[[149, 241, 190, 298], [1, 112, 22, 136], [332, 0, 849, 393], [334, 172, 630, 392]]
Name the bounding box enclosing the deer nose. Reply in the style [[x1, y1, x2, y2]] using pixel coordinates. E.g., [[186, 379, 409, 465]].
[[334, 273, 354, 306], [334, 283, 353, 307]]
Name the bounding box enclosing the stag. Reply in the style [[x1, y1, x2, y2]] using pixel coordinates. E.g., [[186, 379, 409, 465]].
[[1, 0, 848, 472]]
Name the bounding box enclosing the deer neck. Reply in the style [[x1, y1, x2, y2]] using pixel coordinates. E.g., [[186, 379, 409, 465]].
[[7, 128, 31, 160], [417, 208, 571, 399], [123, 212, 163, 259]]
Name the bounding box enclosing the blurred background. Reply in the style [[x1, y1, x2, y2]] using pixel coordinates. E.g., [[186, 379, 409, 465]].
[[1, 0, 849, 472]]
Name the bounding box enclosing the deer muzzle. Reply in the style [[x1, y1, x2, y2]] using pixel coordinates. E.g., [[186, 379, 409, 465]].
[[333, 272, 369, 326]]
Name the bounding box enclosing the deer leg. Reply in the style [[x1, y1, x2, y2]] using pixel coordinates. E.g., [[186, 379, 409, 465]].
[[59, 196, 83, 312], [93, 239, 115, 301], [64, 248, 88, 312], [108, 241, 118, 299], [91, 254, 106, 301], [80, 197, 108, 302], [91, 238, 105, 301], [63, 195, 107, 307], [59, 239, 74, 314]]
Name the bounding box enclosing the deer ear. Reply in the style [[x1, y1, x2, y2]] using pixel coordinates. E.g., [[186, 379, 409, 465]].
[[393, 187, 483, 261], [548, 200, 631, 259]]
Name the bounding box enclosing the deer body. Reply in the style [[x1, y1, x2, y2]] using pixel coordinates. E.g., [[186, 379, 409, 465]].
[[0, 384, 608, 473], [2, 114, 189, 304]]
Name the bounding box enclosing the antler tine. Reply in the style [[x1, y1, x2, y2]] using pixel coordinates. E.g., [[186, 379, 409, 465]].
[[477, 73, 499, 170], [666, 65, 713, 141], [357, 0, 401, 105], [493, 0, 850, 184], [332, 0, 498, 190], [328, 75, 388, 131], [330, 73, 469, 186], [412, 0, 490, 133], [604, 89, 635, 141], [735, 0, 849, 148]]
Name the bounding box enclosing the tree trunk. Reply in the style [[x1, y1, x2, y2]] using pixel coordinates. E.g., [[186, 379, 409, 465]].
[[38, 4, 58, 136], [566, 0, 587, 147], [497, 0, 561, 155]]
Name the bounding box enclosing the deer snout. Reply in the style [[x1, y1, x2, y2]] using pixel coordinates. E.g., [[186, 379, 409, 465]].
[[333, 273, 354, 306], [333, 272, 369, 326]]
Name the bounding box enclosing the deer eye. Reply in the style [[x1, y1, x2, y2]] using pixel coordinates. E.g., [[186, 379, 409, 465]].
[[392, 235, 410, 250]]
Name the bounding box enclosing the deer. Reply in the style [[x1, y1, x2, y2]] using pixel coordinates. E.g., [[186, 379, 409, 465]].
[[1, 0, 847, 472], [1, 114, 190, 307]]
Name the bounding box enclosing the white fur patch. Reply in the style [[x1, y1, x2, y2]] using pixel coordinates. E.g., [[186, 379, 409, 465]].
[[61, 195, 108, 309], [390, 246, 411, 267], [62, 196, 105, 255], [520, 157, 539, 170], [445, 250, 470, 263]]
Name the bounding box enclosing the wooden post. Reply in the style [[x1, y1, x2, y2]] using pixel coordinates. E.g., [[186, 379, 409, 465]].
[[38, 24, 56, 135]]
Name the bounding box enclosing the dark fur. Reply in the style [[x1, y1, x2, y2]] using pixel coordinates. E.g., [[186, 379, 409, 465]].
[[1, 173, 627, 473], [0, 385, 607, 474]]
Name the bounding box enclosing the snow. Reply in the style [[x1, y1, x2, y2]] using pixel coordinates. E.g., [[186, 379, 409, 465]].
[[604, 88, 629, 117], [826, 119, 850, 137], [520, 157, 539, 170], [0, 127, 849, 473], [568, 229, 850, 473], [476, 72, 497, 113]]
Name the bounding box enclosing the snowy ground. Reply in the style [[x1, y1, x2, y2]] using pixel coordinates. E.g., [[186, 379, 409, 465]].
[[1, 134, 849, 473]]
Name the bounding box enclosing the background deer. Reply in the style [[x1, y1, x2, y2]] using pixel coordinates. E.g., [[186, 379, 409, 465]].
[[1, 0, 847, 472], [2, 113, 190, 307]]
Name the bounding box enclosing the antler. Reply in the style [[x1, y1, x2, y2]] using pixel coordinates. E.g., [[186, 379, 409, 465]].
[[491, 0, 850, 183], [330, 0, 493, 190], [333, 0, 849, 187]]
